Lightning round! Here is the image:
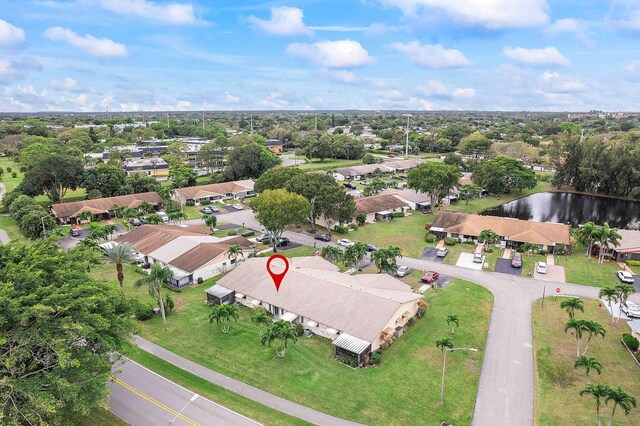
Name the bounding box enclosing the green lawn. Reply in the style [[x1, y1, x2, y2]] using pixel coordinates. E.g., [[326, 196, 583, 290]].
[[0, 157, 23, 192], [296, 158, 364, 171], [0, 215, 22, 242], [118, 276, 492, 426], [556, 243, 622, 287], [533, 298, 640, 426]]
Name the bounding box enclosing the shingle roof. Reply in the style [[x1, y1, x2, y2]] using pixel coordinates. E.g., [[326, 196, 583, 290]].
[[431, 212, 571, 246], [51, 192, 162, 219], [334, 159, 424, 178], [175, 180, 254, 200], [380, 188, 432, 204], [216, 257, 421, 342], [609, 230, 640, 253], [355, 194, 411, 215]]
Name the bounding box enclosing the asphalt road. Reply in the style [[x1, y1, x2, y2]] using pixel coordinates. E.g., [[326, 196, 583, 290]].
[[109, 357, 260, 426]]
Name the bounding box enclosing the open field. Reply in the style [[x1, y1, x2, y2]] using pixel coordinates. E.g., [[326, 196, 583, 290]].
[[556, 243, 623, 287], [0, 215, 22, 242], [296, 158, 364, 171], [533, 298, 640, 425], [0, 157, 23, 192]]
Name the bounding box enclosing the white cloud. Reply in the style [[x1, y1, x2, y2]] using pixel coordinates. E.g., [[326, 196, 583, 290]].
[[259, 92, 288, 109], [247, 7, 312, 36], [44, 27, 128, 57], [546, 18, 593, 46], [380, 0, 549, 29], [0, 19, 25, 48], [390, 41, 469, 68], [49, 77, 79, 91], [417, 80, 448, 97], [0, 58, 41, 81], [176, 100, 191, 110], [503, 46, 570, 66], [609, 0, 640, 32], [286, 40, 373, 68], [223, 91, 240, 103], [539, 71, 585, 93], [319, 68, 358, 84], [97, 0, 197, 25], [452, 87, 476, 98]]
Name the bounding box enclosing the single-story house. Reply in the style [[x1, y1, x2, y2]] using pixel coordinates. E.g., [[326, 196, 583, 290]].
[[429, 211, 571, 253], [355, 193, 412, 223], [605, 230, 640, 262], [123, 158, 169, 176], [51, 191, 163, 224], [265, 139, 284, 154], [208, 256, 422, 365], [172, 180, 255, 205], [379, 188, 432, 212], [115, 224, 255, 288], [334, 159, 424, 181]]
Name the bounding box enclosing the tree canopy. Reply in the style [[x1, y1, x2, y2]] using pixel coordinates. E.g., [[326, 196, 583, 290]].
[[407, 162, 460, 208], [19, 153, 84, 203], [224, 143, 281, 180], [471, 156, 537, 194]]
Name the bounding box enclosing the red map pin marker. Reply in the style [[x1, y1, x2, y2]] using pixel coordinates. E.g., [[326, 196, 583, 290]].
[[266, 254, 289, 292]]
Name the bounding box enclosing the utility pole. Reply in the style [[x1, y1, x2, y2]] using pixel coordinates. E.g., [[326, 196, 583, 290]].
[[403, 113, 412, 157], [250, 113, 253, 134], [315, 114, 318, 131], [202, 113, 205, 131]]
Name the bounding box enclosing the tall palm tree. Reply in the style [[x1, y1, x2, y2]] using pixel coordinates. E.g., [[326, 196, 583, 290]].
[[168, 211, 186, 224], [615, 284, 635, 324], [580, 383, 613, 426], [227, 244, 243, 269], [597, 223, 621, 264], [135, 262, 174, 332], [582, 320, 606, 356], [321, 246, 343, 262], [436, 337, 453, 351], [103, 224, 117, 240], [565, 318, 588, 358], [103, 243, 136, 289], [605, 386, 637, 426], [446, 315, 460, 335], [578, 221, 601, 259], [208, 304, 239, 334], [260, 320, 298, 358], [343, 242, 368, 270], [203, 214, 217, 232], [251, 309, 272, 340], [574, 355, 603, 377], [560, 297, 585, 318], [599, 286, 619, 324]]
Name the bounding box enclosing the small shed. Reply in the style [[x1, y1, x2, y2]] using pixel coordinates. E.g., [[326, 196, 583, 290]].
[[333, 333, 372, 367], [205, 285, 235, 305]]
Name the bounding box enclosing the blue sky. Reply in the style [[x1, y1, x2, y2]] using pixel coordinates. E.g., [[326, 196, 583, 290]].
[[1, 0, 640, 112]]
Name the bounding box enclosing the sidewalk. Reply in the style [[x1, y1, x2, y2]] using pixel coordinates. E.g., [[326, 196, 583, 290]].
[[133, 336, 363, 426]]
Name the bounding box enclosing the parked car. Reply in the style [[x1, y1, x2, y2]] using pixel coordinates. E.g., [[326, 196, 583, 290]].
[[421, 271, 440, 283], [511, 253, 522, 268], [617, 270, 635, 284], [210, 205, 220, 213], [622, 301, 640, 318], [69, 227, 81, 237], [343, 182, 356, 190], [199, 207, 213, 214], [233, 204, 244, 210], [276, 237, 290, 247], [337, 239, 354, 247], [157, 212, 169, 223], [473, 252, 484, 263], [314, 234, 331, 242], [129, 218, 143, 227], [256, 233, 271, 243], [536, 262, 548, 274], [396, 265, 410, 277], [436, 247, 449, 258], [366, 244, 379, 252]]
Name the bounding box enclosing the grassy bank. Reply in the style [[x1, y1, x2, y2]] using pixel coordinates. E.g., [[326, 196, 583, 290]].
[[557, 243, 622, 287], [296, 158, 364, 171]]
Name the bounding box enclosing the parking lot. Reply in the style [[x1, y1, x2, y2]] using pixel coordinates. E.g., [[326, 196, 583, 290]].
[[495, 258, 522, 276]]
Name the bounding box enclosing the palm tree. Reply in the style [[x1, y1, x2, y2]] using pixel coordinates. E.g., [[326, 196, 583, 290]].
[[478, 229, 500, 246], [580, 383, 613, 426], [169, 211, 186, 224], [605, 386, 637, 426], [208, 304, 239, 334], [103, 243, 136, 289], [436, 337, 453, 351], [599, 286, 619, 324], [77, 210, 93, 224], [103, 224, 117, 240], [138, 201, 154, 214], [597, 223, 621, 264], [321, 246, 343, 262], [227, 244, 243, 268], [251, 309, 272, 339], [578, 221, 601, 259], [343, 242, 368, 270], [135, 262, 174, 332], [615, 284, 635, 324], [582, 320, 606, 356], [260, 320, 298, 358], [565, 318, 588, 358], [446, 315, 460, 335], [560, 297, 584, 318], [574, 355, 603, 377], [203, 214, 217, 232]]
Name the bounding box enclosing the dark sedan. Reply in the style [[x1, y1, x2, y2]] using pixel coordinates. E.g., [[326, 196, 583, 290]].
[[314, 234, 331, 242], [276, 237, 290, 247], [366, 244, 379, 251]]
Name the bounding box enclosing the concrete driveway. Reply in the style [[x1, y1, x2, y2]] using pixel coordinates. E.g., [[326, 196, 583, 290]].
[[495, 258, 522, 276], [421, 247, 445, 263], [535, 265, 565, 283], [456, 252, 483, 270]]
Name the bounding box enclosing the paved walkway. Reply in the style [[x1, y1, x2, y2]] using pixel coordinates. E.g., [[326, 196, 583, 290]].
[[134, 336, 362, 426], [546, 254, 555, 266], [502, 248, 511, 259]]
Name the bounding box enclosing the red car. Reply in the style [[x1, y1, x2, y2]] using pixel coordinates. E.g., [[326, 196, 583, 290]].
[[421, 271, 440, 283]]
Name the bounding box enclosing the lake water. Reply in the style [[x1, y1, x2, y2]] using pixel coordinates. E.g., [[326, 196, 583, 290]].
[[480, 192, 640, 228]]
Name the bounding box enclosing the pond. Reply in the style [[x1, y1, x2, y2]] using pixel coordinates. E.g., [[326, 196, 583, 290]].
[[480, 192, 640, 228]]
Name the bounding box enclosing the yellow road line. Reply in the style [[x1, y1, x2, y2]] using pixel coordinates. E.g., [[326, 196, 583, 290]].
[[112, 376, 202, 426]]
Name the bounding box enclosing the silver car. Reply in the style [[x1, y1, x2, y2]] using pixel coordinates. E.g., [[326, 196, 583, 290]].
[[396, 266, 410, 277], [622, 301, 640, 318], [617, 271, 635, 284]]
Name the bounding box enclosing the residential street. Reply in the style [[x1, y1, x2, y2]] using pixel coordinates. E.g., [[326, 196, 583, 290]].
[[109, 357, 260, 426]]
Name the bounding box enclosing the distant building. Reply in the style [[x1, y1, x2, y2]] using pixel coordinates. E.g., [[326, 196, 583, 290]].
[[123, 158, 169, 176], [173, 180, 255, 205], [51, 192, 163, 224], [265, 139, 284, 154], [334, 159, 424, 181]]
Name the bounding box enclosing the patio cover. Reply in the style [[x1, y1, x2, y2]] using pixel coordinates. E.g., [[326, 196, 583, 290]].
[[305, 320, 318, 327], [332, 333, 371, 355], [205, 285, 233, 298], [326, 328, 339, 335], [280, 312, 298, 322]]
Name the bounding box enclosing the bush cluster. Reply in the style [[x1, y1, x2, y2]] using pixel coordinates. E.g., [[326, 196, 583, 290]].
[[626, 260, 640, 267], [444, 237, 458, 246], [623, 333, 639, 351], [370, 349, 382, 365], [134, 303, 155, 321], [339, 356, 358, 368], [392, 211, 405, 218], [2, 190, 57, 239], [334, 225, 349, 234], [425, 233, 437, 243]]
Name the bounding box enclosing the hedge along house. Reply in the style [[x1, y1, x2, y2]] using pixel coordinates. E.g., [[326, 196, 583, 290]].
[[114, 224, 255, 288], [172, 180, 255, 206], [429, 211, 571, 253], [208, 256, 422, 366], [355, 193, 412, 223], [50, 191, 163, 224]]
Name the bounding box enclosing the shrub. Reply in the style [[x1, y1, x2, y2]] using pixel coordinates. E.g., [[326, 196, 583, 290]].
[[294, 323, 304, 337], [356, 213, 366, 226], [407, 317, 416, 326], [134, 303, 155, 321], [370, 350, 382, 365], [463, 240, 475, 244], [627, 260, 640, 267], [392, 211, 405, 218], [6, 167, 12, 172], [11, 172, 16, 178], [444, 237, 458, 246], [163, 294, 175, 314], [623, 333, 639, 351], [339, 357, 358, 368], [423, 222, 433, 230], [351, 223, 359, 231], [240, 230, 255, 237], [19, 166, 27, 173], [334, 225, 349, 234], [200, 200, 211, 206], [425, 233, 437, 243], [539, 249, 549, 256], [227, 230, 238, 236]]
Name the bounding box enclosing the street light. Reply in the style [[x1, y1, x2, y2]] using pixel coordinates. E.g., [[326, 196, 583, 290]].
[[440, 347, 478, 405], [169, 393, 199, 424], [402, 113, 412, 157]]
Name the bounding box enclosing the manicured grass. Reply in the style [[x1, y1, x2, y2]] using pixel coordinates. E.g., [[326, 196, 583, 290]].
[[124, 279, 491, 426], [347, 213, 435, 258], [280, 245, 318, 257], [296, 158, 364, 171], [0, 215, 22, 242], [556, 243, 622, 287], [533, 298, 640, 426], [0, 157, 24, 192]]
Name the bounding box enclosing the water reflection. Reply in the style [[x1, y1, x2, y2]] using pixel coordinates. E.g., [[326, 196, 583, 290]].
[[481, 192, 640, 227]]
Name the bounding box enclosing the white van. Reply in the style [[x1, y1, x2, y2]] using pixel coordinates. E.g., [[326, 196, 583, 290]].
[[157, 212, 169, 223]]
